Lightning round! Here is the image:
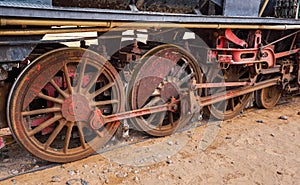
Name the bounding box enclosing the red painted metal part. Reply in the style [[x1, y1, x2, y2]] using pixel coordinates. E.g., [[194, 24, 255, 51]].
[[90, 76, 281, 130], [214, 47, 275, 67], [254, 30, 262, 49], [104, 104, 170, 128], [89, 109, 106, 130], [217, 29, 248, 49], [198, 77, 280, 107], [196, 81, 252, 88], [275, 48, 300, 59], [212, 29, 276, 68], [91, 101, 178, 130], [0, 137, 4, 149]]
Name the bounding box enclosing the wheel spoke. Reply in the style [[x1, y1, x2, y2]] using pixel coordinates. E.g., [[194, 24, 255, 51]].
[[83, 69, 103, 94], [90, 82, 115, 99], [147, 114, 156, 124], [168, 111, 174, 127], [63, 64, 73, 94], [175, 63, 188, 79], [29, 115, 62, 136], [22, 107, 61, 116], [224, 100, 229, 112], [44, 119, 65, 150], [92, 99, 119, 107], [144, 97, 161, 108], [77, 122, 87, 149], [76, 58, 88, 93], [38, 93, 64, 104], [63, 122, 74, 153], [49, 79, 69, 98], [212, 101, 226, 114], [216, 74, 225, 82], [224, 68, 230, 76], [179, 74, 192, 86], [230, 98, 235, 111], [206, 68, 215, 80], [157, 112, 165, 130], [238, 97, 243, 104]]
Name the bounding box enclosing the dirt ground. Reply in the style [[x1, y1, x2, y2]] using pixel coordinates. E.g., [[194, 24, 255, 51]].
[[0, 96, 299, 185]]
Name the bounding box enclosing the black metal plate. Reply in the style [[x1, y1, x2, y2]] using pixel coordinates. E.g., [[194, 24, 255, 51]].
[[136, 0, 200, 13], [52, 0, 131, 10], [223, 0, 261, 16]]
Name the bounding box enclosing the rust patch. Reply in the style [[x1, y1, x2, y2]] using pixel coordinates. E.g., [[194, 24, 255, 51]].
[[37, 64, 41, 71]]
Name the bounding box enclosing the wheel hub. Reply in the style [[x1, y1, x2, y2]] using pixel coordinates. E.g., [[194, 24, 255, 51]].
[[62, 93, 91, 122]]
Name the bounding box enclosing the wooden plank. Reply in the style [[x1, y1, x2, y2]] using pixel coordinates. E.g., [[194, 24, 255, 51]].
[[0, 127, 12, 137]]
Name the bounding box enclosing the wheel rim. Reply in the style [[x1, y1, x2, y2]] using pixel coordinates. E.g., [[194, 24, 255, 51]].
[[206, 66, 253, 120], [128, 44, 201, 136], [255, 84, 281, 109], [8, 48, 124, 163]]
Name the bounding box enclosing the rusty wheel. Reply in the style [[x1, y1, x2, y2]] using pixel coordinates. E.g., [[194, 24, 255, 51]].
[[7, 48, 124, 163], [127, 44, 201, 136], [255, 77, 282, 109], [205, 66, 253, 120]]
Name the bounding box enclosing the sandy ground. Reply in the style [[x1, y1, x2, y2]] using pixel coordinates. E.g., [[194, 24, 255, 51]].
[[0, 96, 299, 185]]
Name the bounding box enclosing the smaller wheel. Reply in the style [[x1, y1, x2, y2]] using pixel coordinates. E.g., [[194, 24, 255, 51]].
[[255, 85, 282, 109], [204, 65, 253, 120], [207, 93, 253, 120]]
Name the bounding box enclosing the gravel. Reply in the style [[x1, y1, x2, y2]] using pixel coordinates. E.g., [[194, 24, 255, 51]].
[[51, 175, 61, 182], [167, 141, 174, 146], [279, 116, 288, 120], [68, 170, 75, 176]]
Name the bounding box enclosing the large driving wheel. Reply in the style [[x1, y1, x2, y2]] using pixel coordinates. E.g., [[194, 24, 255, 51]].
[[127, 44, 202, 136], [7, 48, 124, 163]]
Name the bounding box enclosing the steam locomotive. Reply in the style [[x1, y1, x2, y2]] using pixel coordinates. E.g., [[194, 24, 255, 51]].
[[0, 0, 299, 162]]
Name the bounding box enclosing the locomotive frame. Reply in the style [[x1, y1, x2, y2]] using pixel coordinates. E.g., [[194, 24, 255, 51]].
[[0, 0, 299, 163]]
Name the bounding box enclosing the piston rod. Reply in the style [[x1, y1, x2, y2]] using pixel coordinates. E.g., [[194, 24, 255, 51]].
[[91, 77, 280, 129], [198, 77, 280, 107]]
